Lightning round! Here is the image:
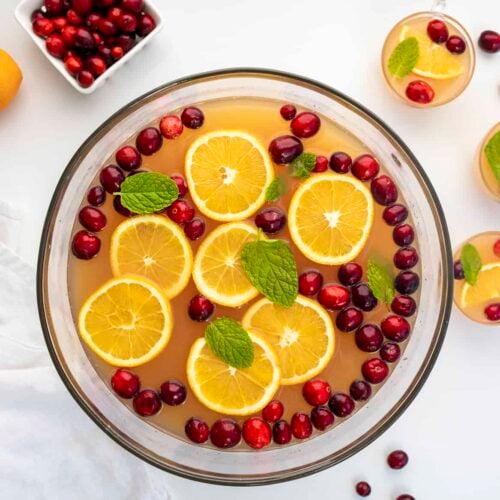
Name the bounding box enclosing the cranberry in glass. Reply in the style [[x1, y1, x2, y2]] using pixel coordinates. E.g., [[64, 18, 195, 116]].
[[313, 155, 328, 173], [66, 9, 83, 26], [391, 295, 416, 317], [184, 217, 205, 241], [46, 34, 66, 58], [269, 135, 303, 164], [406, 80, 435, 104], [121, 0, 144, 13], [493, 239, 500, 257], [79, 206, 106, 232], [328, 393, 355, 417], [86, 55, 107, 77], [351, 154, 380, 181], [45, 0, 65, 15], [181, 106, 204, 129], [160, 115, 184, 139], [33, 18, 55, 38], [329, 151, 352, 173], [371, 175, 398, 205], [62, 25, 77, 46], [111, 46, 124, 60], [166, 199, 195, 225], [302, 379, 331, 406], [242, 417, 272, 449], [185, 417, 209, 444], [115, 145, 141, 171], [338, 262, 363, 286], [291, 112, 321, 138], [352, 283, 378, 311], [349, 379, 372, 401], [72, 230, 100, 259], [136, 127, 162, 156], [291, 412, 312, 439], [160, 379, 187, 406], [113, 196, 132, 217], [280, 104, 296, 120], [478, 30, 500, 53], [427, 19, 448, 43], [298, 270, 323, 296], [255, 208, 286, 234], [394, 246, 419, 270], [74, 27, 96, 54], [65, 54, 83, 75], [87, 186, 105, 206], [128, 169, 147, 177], [446, 35, 466, 54], [262, 400, 284, 423], [387, 449, 409, 469], [77, 69, 94, 88], [318, 284, 350, 310], [98, 18, 117, 36], [188, 294, 214, 322], [380, 342, 401, 363], [210, 419, 241, 448], [395, 271, 420, 295], [118, 12, 137, 33], [356, 324, 384, 352], [311, 406, 335, 431], [336, 307, 363, 332], [116, 34, 135, 53], [397, 495, 415, 500], [356, 481, 371, 497], [273, 420, 292, 444], [71, 0, 94, 15], [383, 204, 408, 226], [100, 165, 125, 193], [137, 12, 156, 37], [170, 174, 188, 197], [86, 12, 101, 30], [362, 358, 389, 384], [393, 224, 414, 246], [485, 303, 500, 322], [111, 368, 140, 398], [381, 315, 410, 342], [133, 389, 161, 417]]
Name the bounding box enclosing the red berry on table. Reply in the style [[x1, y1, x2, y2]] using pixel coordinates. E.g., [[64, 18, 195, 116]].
[[291, 112, 321, 138], [121, 0, 145, 14], [493, 239, 500, 257], [446, 35, 466, 54], [336, 307, 363, 332], [351, 283, 378, 311], [349, 379, 372, 401], [262, 400, 284, 423], [111, 46, 124, 60], [355, 324, 384, 352], [318, 284, 350, 310], [273, 420, 292, 444], [310, 406, 335, 431], [160, 379, 187, 406], [387, 449, 409, 469], [46, 34, 66, 59], [136, 127, 162, 156], [381, 315, 411, 342], [313, 155, 328, 173], [167, 199, 195, 225], [478, 30, 500, 53], [160, 115, 184, 139], [137, 12, 156, 37], [290, 412, 313, 439], [111, 368, 140, 398], [118, 12, 137, 33], [242, 417, 272, 449], [86, 55, 107, 77], [393, 224, 414, 246], [371, 175, 398, 205], [302, 379, 331, 406], [351, 154, 380, 181], [79, 206, 106, 232], [170, 174, 188, 197], [280, 104, 297, 120], [71, 0, 94, 16], [33, 18, 55, 38], [362, 358, 389, 384], [427, 19, 449, 44], [210, 419, 241, 448], [53, 16, 68, 31], [181, 106, 204, 129], [188, 294, 214, 322], [113, 196, 132, 217], [133, 389, 161, 417], [328, 392, 355, 417], [380, 342, 401, 363], [394, 246, 419, 270], [185, 417, 209, 444], [269, 135, 303, 164], [338, 262, 363, 286], [298, 270, 323, 297], [329, 151, 352, 173], [62, 25, 77, 46], [115, 145, 141, 171], [254, 208, 287, 234], [391, 295, 416, 317], [383, 204, 408, 226], [355, 481, 371, 497], [406, 80, 435, 104], [44, 0, 65, 16], [397, 495, 415, 500], [66, 9, 83, 26], [72, 230, 101, 259], [87, 186, 106, 207], [484, 303, 500, 322], [184, 217, 205, 240], [77, 69, 94, 88]]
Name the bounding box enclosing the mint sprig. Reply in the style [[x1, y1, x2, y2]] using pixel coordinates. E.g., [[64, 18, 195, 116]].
[[485, 131, 500, 183], [290, 153, 317, 179], [205, 317, 254, 368], [367, 258, 395, 305], [388, 37, 419, 77], [265, 176, 287, 202], [241, 239, 298, 307], [115, 172, 179, 214], [460, 243, 482, 285]]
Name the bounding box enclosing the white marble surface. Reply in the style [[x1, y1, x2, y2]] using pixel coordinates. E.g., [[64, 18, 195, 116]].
[[1, 0, 499, 497]]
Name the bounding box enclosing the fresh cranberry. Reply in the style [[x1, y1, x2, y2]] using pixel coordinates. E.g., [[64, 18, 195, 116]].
[[328, 393, 355, 417], [311, 406, 335, 430], [349, 379, 372, 401], [291, 112, 321, 138], [116, 34, 135, 52], [31, 9, 46, 21], [100, 165, 125, 193], [393, 224, 414, 246], [329, 151, 352, 173], [387, 449, 409, 469], [46, 34, 66, 58], [242, 417, 272, 449], [406, 80, 435, 104], [65, 54, 84, 76], [268, 135, 303, 164], [166, 199, 195, 225], [298, 270, 323, 296], [383, 204, 408, 226], [427, 19, 449, 43], [185, 417, 209, 443], [136, 12, 156, 37], [362, 358, 389, 384], [98, 18, 117, 36], [33, 18, 55, 38], [255, 208, 286, 234], [181, 106, 204, 129], [66, 9, 83, 26], [210, 419, 241, 448], [391, 295, 416, 317], [493, 239, 500, 257], [262, 400, 284, 422], [136, 127, 162, 156], [336, 307, 363, 332], [77, 69, 94, 88], [273, 420, 292, 444], [86, 55, 107, 77], [395, 271, 420, 295], [133, 389, 161, 417], [96, 0, 114, 6], [351, 154, 380, 181], [74, 27, 95, 54], [92, 32, 104, 46], [45, 0, 65, 15], [160, 379, 187, 406], [313, 155, 328, 173], [280, 104, 296, 120], [72, 230, 101, 259], [53, 16, 68, 31], [356, 481, 371, 497], [302, 379, 331, 406], [111, 46, 124, 60], [396, 495, 415, 500], [485, 303, 500, 322], [61, 25, 77, 46], [160, 115, 184, 139], [355, 324, 383, 352], [338, 262, 363, 286], [71, 0, 94, 15], [79, 206, 106, 231], [107, 7, 122, 24], [381, 315, 410, 342], [115, 145, 141, 171], [121, 0, 144, 13], [380, 342, 401, 363], [87, 186, 105, 206], [170, 174, 188, 197], [371, 175, 398, 205], [318, 284, 350, 310], [478, 30, 500, 53], [86, 12, 101, 30], [118, 12, 137, 33], [188, 294, 214, 322], [394, 246, 419, 270], [113, 196, 132, 217], [111, 368, 140, 398], [184, 217, 205, 240], [291, 412, 312, 439], [446, 35, 466, 54], [352, 283, 378, 311]]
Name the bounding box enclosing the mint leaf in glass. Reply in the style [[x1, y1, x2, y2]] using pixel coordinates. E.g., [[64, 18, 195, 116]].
[[289, 153, 317, 180], [367, 258, 395, 305], [265, 176, 287, 202], [388, 37, 420, 77], [460, 243, 482, 285], [485, 131, 500, 183]]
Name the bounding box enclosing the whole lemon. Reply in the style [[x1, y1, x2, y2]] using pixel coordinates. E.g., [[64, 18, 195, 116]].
[[0, 49, 22, 111]]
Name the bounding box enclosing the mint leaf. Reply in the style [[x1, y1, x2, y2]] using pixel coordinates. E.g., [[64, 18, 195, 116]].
[[388, 37, 419, 77], [205, 317, 254, 368], [367, 258, 395, 305], [241, 239, 298, 307], [485, 131, 500, 183], [290, 153, 316, 179], [265, 176, 287, 202], [116, 172, 179, 214], [460, 243, 482, 285]]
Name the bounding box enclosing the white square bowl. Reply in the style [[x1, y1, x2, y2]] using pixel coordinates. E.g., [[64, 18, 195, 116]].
[[15, 0, 164, 94]]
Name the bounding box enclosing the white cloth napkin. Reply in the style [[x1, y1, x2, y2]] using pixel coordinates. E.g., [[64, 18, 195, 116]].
[[0, 203, 171, 500]]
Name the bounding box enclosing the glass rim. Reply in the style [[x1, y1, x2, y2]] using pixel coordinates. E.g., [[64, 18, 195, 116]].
[[36, 68, 454, 486]]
